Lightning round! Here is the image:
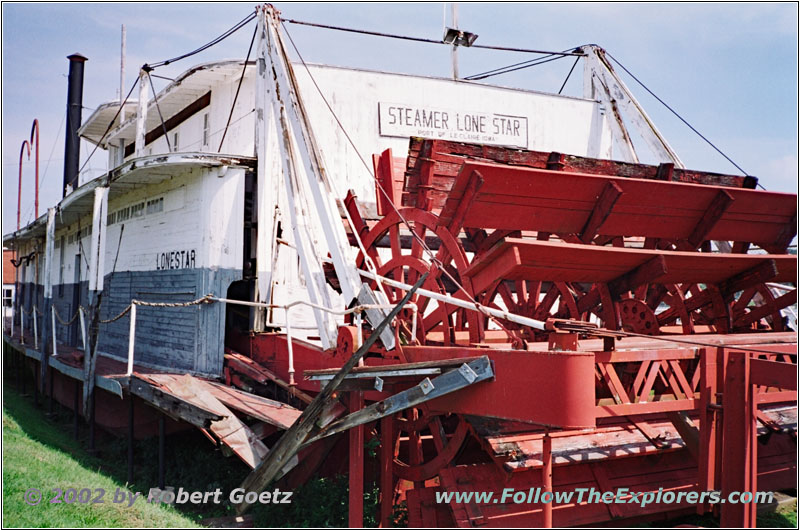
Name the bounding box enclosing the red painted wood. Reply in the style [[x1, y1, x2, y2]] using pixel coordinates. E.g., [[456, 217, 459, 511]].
[[464, 238, 795, 295], [348, 391, 365, 527], [440, 161, 795, 247]]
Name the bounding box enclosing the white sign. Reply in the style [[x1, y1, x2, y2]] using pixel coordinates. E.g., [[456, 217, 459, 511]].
[[378, 102, 528, 148]]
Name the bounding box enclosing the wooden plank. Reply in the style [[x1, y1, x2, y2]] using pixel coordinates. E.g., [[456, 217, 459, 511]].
[[147, 374, 268, 469], [578, 181, 623, 243], [681, 189, 734, 249], [303, 356, 484, 377], [129, 375, 223, 429], [438, 160, 796, 247], [464, 238, 795, 291], [205, 381, 301, 430]]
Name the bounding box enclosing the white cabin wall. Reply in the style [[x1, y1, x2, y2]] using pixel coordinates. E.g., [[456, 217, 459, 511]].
[[291, 65, 614, 216]]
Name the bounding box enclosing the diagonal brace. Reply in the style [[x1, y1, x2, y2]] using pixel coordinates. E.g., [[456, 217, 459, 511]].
[[301, 356, 494, 448]]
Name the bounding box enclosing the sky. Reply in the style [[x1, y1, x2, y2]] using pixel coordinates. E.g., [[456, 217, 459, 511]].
[[2, 2, 797, 237]]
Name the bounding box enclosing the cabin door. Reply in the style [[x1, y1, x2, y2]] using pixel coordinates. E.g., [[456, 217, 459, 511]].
[[71, 254, 82, 347]]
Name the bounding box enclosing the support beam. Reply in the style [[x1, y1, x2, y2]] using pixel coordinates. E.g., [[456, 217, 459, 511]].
[[348, 392, 365, 528], [720, 352, 756, 528], [127, 396, 135, 485], [83, 186, 109, 418], [158, 415, 166, 489], [542, 432, 553, 528], [40, 208, 56, 395], [578, 181, 622, 243], [380, 414, 394, 528], [302, 357, 493, 446], [681, 189, 734, 250]]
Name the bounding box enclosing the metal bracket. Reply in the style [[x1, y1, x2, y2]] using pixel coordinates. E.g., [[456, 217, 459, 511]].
[[419, 377, 435, 395], [458, 362, 477, 383], [374, 376, 384, 392]]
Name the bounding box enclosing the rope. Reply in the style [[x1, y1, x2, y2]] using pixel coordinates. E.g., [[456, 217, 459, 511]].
[[98, 294, 216, 325], [558, 56, 581, 94], [147, 71, 172, 152], [219, 25, 258, 153], [148, 12, 256, 69], [464, 53, 568, 81], [280, 17, 584, 57], [604, 51, 750, 177], [280, 22, 504, 331], [131, 293, 216, 308], [78, 77, 139, 175], [53, 306, 82, 326], [99, 305, 131, 324]]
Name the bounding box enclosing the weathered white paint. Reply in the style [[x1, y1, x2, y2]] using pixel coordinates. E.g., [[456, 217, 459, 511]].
[[135, 69, 150, 157], [43, 208, 56, 299], [88, 187, 109, 292]]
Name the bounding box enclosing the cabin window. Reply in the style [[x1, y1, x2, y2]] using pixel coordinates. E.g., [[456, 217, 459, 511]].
[[202, 113, 210, 148], [146, 197, 164, 215], [2, 289, 12, 308], [172, 132, 179, 152], [131, 202, 145, 218]]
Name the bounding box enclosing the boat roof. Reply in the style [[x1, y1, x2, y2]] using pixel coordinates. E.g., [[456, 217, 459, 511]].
[[84, 58, 600, 148]]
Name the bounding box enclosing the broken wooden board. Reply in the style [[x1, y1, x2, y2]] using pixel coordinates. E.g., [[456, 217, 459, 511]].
[[146, 373, 268, 469], [205, 381, 301, 430]]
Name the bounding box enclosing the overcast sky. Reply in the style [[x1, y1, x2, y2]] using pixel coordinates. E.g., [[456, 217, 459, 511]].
[[2, 2, 797, 236]]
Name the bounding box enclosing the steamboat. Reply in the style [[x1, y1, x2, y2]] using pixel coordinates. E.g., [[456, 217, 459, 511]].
[[3, 4, 797, 527]]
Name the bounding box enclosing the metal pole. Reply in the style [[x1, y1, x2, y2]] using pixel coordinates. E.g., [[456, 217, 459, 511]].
[[158, 414, 166, 489], [126, 304, 136, 376], [358, 269, 547, 331], [51, 306, 58, 357], [79, 306, 87, 352], [450, 3, 459, 79]]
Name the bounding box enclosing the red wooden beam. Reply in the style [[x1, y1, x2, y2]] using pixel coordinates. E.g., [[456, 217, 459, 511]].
[[348, 391, 365, 527]]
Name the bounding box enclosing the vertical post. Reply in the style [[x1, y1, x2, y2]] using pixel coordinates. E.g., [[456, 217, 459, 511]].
[[33, 360, 39, 407], [79, 306, 87, 351], [348, 391, 365, 528], [127, 303, 137, 375], [158, 414, 166, 489], [51, 307, 58, 357], [40, 207, 56, 397], [134, 69, 149, 157], [33, 311, 38, 350], [450, 3, 459, 79], [542, 431, 553, 528], [117, 24, 127, 167], [380, 414, 394, 528], [698, 348, 717, 514], [88, 392, 96, 452], [83, 186, 109, 418], [127, 396, 135, 484], [720, 351, 756, 528], [48, 366, 54, 415], [73, 379, 80, 439], [21, 356, 26, 395]]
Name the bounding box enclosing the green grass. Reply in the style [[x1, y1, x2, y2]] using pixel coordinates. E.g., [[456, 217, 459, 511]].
[[2, 385, 199, 527]]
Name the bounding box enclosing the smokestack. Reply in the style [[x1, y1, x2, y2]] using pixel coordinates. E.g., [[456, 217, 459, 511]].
[[63, 53, 87, 197]]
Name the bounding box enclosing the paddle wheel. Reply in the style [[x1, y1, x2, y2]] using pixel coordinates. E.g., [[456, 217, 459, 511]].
[[340, 138, 798, 527]]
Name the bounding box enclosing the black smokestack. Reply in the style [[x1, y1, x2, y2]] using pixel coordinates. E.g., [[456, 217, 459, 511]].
[[63, 53, 87, 197]]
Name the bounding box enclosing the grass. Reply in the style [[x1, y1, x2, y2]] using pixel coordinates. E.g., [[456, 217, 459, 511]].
[[1, 353, 376, 527], [2, 384, 199, 527]]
